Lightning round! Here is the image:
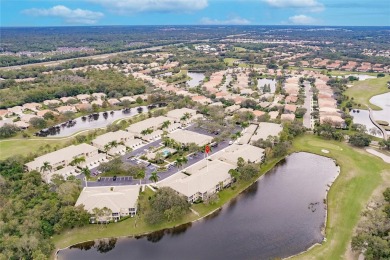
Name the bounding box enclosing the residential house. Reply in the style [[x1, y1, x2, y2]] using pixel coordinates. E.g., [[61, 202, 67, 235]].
[[75, 186, 139, 222]]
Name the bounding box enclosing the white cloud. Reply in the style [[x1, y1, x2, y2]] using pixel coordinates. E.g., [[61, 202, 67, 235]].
[[263, 0, 324, 12], [89, 0, 208, 14], [22, 5, 104, 24], [200, 17, 251, 25], [288, 14, 318, 25]]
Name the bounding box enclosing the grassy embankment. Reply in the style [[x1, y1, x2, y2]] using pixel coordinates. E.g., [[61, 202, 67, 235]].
[[52, 134, 389, 260], [0, 138, 72, 160], [52, 156, 283, 250], [344, 75, 390, 110], [290, 135, 389, 260]]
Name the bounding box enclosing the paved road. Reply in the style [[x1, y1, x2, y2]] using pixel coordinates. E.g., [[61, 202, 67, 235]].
[[84, 125, 232, 187], [303, 81, 313, 129]]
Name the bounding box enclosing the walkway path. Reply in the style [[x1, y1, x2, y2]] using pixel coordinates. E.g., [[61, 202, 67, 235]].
[[367, 106, 388, 140], [366, 149, 390, 163]]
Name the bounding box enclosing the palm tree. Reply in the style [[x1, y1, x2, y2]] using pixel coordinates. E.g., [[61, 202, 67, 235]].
[[40, 161, 52, 175], [149, 171, 160, 184], [70, 156, 86, 167], [237, 157, 246, 168], [162, 137, 171, 147], [136, 169, 145, 185], [181, 156, 188, 166], [108, 140, 118, 148], [228, 169, 241, 182], [175, 158, 183, 172], [80, 167, 91, 179], [104, 144, 111, 153], [161, 120, 171, 129]]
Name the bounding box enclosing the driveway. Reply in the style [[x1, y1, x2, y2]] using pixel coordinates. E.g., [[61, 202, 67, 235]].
[[83, 124, 233, 187], [303, 82, 313, 129]]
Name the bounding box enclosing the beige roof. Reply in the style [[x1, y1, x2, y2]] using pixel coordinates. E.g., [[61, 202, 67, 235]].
[[126, 116, 173, 134], [25, 143, 98, 171], [238, 124, 258, 145], [281, 114, 296, 121], [251, 122, 283, 142], [225, 105, 241, 114], [14, 121, 30, 128], [46, 166, 78, 183], [75, 186, 139, 213], [268, 111, 279, 120], [168, 129, 213, 146], [92, 130, 134, 148], [36, 110, 58, 117], [163, 160, 233, 197], [166, 108, 197, 121], [211, 144, 264, 165]]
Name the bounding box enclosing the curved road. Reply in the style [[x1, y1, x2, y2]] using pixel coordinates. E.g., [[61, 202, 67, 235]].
[[367, 107, 388, 140]]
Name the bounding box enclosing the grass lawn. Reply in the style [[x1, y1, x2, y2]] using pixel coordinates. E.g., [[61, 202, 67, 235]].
[[224, 58, 239, 66], [52, 187, 200, 250], [0, 138, 71, 160], [51, 134, 389, 260], [234, 46, 246, 52], [344, 75, 390, 110], [51, 155, 283, 251], [290, 135, 389, 260]]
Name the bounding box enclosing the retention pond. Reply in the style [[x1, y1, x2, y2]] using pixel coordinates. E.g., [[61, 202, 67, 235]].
[[58, 152, 339, 260]]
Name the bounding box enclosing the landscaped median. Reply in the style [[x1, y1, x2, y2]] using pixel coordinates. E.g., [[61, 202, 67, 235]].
[[52, 134, 389, 260]]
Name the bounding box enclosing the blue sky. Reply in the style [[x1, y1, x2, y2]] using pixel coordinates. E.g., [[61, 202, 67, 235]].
[[1, 0, 389, 27]]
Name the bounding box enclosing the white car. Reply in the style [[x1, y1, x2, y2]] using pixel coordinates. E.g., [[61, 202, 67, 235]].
[[229, 141, 233, 145]]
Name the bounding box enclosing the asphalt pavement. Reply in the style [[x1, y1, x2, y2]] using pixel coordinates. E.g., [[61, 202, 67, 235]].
[[303, 82, 313, 129], [84, 124, 232, 187]]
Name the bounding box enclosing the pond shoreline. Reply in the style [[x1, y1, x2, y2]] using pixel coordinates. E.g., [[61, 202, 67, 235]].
[[55, 151, 340, 260], [54, 156, 286, 259]]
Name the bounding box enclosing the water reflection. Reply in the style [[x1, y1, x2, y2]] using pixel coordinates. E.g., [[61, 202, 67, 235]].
[[95, 238, 117, 253], [58, 152, 339, 260], [69, 238, 118, 254], [187, 72, 205, 88], [35, 106, 148, 137]]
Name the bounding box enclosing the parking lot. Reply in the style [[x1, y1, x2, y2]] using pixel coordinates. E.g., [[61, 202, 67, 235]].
[[84, 123, 236, 187]]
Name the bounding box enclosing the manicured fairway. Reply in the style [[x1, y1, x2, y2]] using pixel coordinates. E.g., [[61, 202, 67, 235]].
[[0, 138, 71, 160], [290, 135, 389, 260], [344, 76, 390, 110]]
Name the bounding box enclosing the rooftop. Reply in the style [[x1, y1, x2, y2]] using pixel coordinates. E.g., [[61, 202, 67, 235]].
[[75, 185, 139, 213]]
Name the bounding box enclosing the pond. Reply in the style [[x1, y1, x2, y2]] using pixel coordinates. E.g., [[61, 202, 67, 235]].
[[350, 92, 390, 137], [258, 78, 276, 94], [345, 74, 376, 81], [186, 72, 205, 88], [35, 106, 150, 137], [58, 152, 339, 260]]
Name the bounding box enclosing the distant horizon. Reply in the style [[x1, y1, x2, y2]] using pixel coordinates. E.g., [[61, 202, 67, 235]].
[[1, 24, 390, 28], [2, 0, 389, 27]]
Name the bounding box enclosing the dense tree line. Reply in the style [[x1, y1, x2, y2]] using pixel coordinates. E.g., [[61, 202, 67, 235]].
[[352, 188, 390, 259], [0, 158, 89, 259], [145, 187, 190, 225], [0, 69, 146, 108]]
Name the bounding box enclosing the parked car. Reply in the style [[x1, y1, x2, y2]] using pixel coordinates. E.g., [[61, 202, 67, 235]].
[[97, 176, 101, 181], [229, 141, 233, 145], [113, 176, 117, 181]]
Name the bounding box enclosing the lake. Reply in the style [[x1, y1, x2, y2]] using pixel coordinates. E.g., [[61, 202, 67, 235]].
[[350, 91, 390, 137], [258, 78, 276, 94], [36, 106, 149, 137], [187, 72, 205, 88], [345, 74, 376, 81], [58, 152, 339, 260]]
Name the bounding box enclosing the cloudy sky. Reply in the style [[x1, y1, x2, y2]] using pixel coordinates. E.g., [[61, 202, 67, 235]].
[[1, 0, 389, 26]]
